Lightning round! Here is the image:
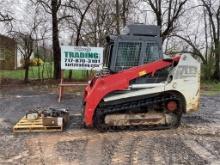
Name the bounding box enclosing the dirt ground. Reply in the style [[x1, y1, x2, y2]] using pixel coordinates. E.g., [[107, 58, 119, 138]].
[[0, 86, 220, 165]]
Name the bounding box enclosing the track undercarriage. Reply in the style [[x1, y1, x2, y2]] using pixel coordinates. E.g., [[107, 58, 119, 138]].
[[93, 92, 184, 131]]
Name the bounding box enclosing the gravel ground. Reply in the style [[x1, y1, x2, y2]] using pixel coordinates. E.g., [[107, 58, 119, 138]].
[[0, 86, 220, 165]]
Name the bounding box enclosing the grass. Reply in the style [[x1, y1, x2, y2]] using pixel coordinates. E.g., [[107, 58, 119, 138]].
[[0, 63, 89, 81], [201, 81, 220, 95], [202, 81, 220, 90], [1, 64, 220, 95]]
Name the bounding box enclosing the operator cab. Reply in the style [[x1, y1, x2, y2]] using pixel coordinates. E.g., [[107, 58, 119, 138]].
[[104, 24, 163, 72], [104, 24, 167, 83]]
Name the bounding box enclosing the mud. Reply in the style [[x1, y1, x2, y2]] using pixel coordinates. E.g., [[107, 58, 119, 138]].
[[0, 86, 220, 165]]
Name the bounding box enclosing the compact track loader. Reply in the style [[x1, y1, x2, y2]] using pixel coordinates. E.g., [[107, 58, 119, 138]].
[[82, 24, 200, 131]]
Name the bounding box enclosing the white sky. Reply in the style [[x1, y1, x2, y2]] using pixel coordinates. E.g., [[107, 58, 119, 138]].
[[0, 0, 213, 52]]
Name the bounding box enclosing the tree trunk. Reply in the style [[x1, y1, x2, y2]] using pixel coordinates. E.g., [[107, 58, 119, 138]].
[[68, 28, 81, 80], [67, 0, 94, 80], [116, 0, 120, 35], [213, 42, 220, 80], [68, 33, 74, 80], [41, 41, 46, 82], [203, 8, 208, 62], [122, 0, 126, 27], [69, 19, 84, 80], [24, 64, 29, 83], [68, 70, 72, 80], [36, 42, 41, 79], [96, 3, 99, 46], [52, 0, 61, 79]]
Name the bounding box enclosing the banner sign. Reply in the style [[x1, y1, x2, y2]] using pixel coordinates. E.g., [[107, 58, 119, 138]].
[[61, 46, 103, 70]]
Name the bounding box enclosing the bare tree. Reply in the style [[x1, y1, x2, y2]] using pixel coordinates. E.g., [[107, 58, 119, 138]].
[[121, 0, 130, 27], [0, 0, 13, 22], [82, 0, 115, 46], [115, 0, 120, 34], [115, 0, 133, 34], [33, 19, 51, 80], [0, 0, 13, 32], [143, 0, 188, 42], [82, 0, 134, 46], [203, 7, 209, 62], [201, 0, 220, 80], [0, 12, 13, 22], [64, 0, 94, 46], [63, 0, 94, 79], [172, 34, 207, 64], [10, 3, 46, 83], [17, 34, 34, 83], [33, 0, 64, 79]]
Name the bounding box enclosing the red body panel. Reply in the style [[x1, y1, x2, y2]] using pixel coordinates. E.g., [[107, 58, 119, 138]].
[[83, 56, 180, 127]]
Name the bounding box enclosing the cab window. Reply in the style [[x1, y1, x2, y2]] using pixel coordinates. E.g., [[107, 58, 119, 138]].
[[144, 43, 160, 63], [115, 42, 141, 70]]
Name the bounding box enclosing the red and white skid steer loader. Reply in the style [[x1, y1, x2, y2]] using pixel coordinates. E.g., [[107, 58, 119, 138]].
[[82, 24, 201, 131]]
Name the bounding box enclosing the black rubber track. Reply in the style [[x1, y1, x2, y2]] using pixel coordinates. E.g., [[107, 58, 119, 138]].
[[93, 93, 183, 132]]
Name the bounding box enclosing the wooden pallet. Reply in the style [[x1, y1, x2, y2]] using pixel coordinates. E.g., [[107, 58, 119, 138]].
[[13, 116, 63, 133]]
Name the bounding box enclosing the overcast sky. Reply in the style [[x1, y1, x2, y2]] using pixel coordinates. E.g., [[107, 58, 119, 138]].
[[0, 0, 211, 50]]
